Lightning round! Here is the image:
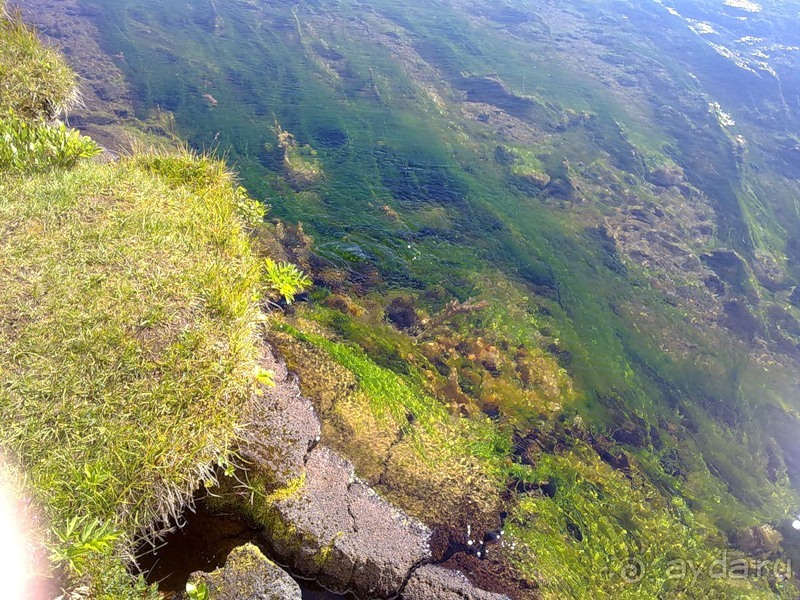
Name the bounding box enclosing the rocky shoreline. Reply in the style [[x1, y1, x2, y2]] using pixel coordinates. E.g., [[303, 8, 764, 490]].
[[202, 343, 510, 599]]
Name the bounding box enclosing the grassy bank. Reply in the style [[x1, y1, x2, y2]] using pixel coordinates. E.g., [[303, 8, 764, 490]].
[[0, 7, 272, 596], [0, 5, 76, 119]]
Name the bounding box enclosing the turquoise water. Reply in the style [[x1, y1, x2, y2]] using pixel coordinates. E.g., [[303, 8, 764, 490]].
[[83, 0, 655, 409]]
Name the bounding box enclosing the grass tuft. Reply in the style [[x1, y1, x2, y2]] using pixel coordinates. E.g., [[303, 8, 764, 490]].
[[0, 5, 78, 119], [0, 155, 264, 595]]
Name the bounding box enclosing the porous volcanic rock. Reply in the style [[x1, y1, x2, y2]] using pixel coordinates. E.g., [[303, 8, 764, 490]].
[[264, 446, 431, 597], [217, 346, 506, 599], [239, 357, 321, 487], [402, 564, 512, 600], [180, 544, 301, 600]]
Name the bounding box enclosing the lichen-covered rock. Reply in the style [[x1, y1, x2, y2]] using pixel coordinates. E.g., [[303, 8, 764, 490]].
[[402, 565, 512, 600], [339, 480, 430, 595], [182, 544, 301, 600]]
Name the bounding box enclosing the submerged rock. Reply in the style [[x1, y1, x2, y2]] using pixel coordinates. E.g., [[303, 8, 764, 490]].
[[646, 164, 685, 187], [733, 525, 783, 558], [700, 249, 751, 295], [510, 170, 550, 194], [386, 295, 420, 330], [402, 565, 512, 600], [181, 544, 301, 600]]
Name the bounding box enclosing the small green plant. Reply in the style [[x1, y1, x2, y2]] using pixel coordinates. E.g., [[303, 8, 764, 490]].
[[254, 365, 276, 388], [186, 581, 209, 600], [0, 112, 101, 171], [50, 516, 121, 576], [215, 453, 236, 478], [235, 185, 268, 225], [264, 258, 312, 304]]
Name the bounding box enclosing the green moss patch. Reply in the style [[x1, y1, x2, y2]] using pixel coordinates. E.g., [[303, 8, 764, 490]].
[[270, 318, 509, 527], [504, 442, 793, 599]]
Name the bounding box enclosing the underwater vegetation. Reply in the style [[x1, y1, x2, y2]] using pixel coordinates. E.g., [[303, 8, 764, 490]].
[[23, 0, 800, 596]]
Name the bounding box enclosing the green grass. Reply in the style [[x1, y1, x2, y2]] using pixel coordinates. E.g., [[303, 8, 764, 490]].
[[0, 5, 101, 172], [0, 150, 265, 594], [0, 4, 77, 120]]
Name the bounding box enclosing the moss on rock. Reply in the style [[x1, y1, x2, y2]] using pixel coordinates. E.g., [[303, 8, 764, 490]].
[[182, 544, 301, 600]]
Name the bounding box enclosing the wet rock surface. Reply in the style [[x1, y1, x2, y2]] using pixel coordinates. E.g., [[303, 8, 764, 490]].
[[221, 344, 507, 599], [733, 525, 783, 558], [240, 357, 321, 488], [178, 544, 301, 600], [266, 447, 430, 596], [403, 565, 512, 600]]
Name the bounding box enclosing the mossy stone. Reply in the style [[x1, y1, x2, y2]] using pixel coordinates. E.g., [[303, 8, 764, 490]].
[[182, 544, 301, 600]]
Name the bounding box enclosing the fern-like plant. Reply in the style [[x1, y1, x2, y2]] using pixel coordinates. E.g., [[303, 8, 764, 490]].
[[263, 258, 312, 304]]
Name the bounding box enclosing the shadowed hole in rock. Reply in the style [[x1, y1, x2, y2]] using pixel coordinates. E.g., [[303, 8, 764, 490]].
[[312, 126, 348, 149], [135, 498, 351, 599], [457, 75, 537, 120]]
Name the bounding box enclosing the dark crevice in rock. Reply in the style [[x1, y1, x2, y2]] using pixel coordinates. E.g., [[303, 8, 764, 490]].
[[135, 502, 258, 593], [305, 427, 321, 464], [376, 428, 404, 487], [345, 480, 359, 534], [396, 555, 433, 598]]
